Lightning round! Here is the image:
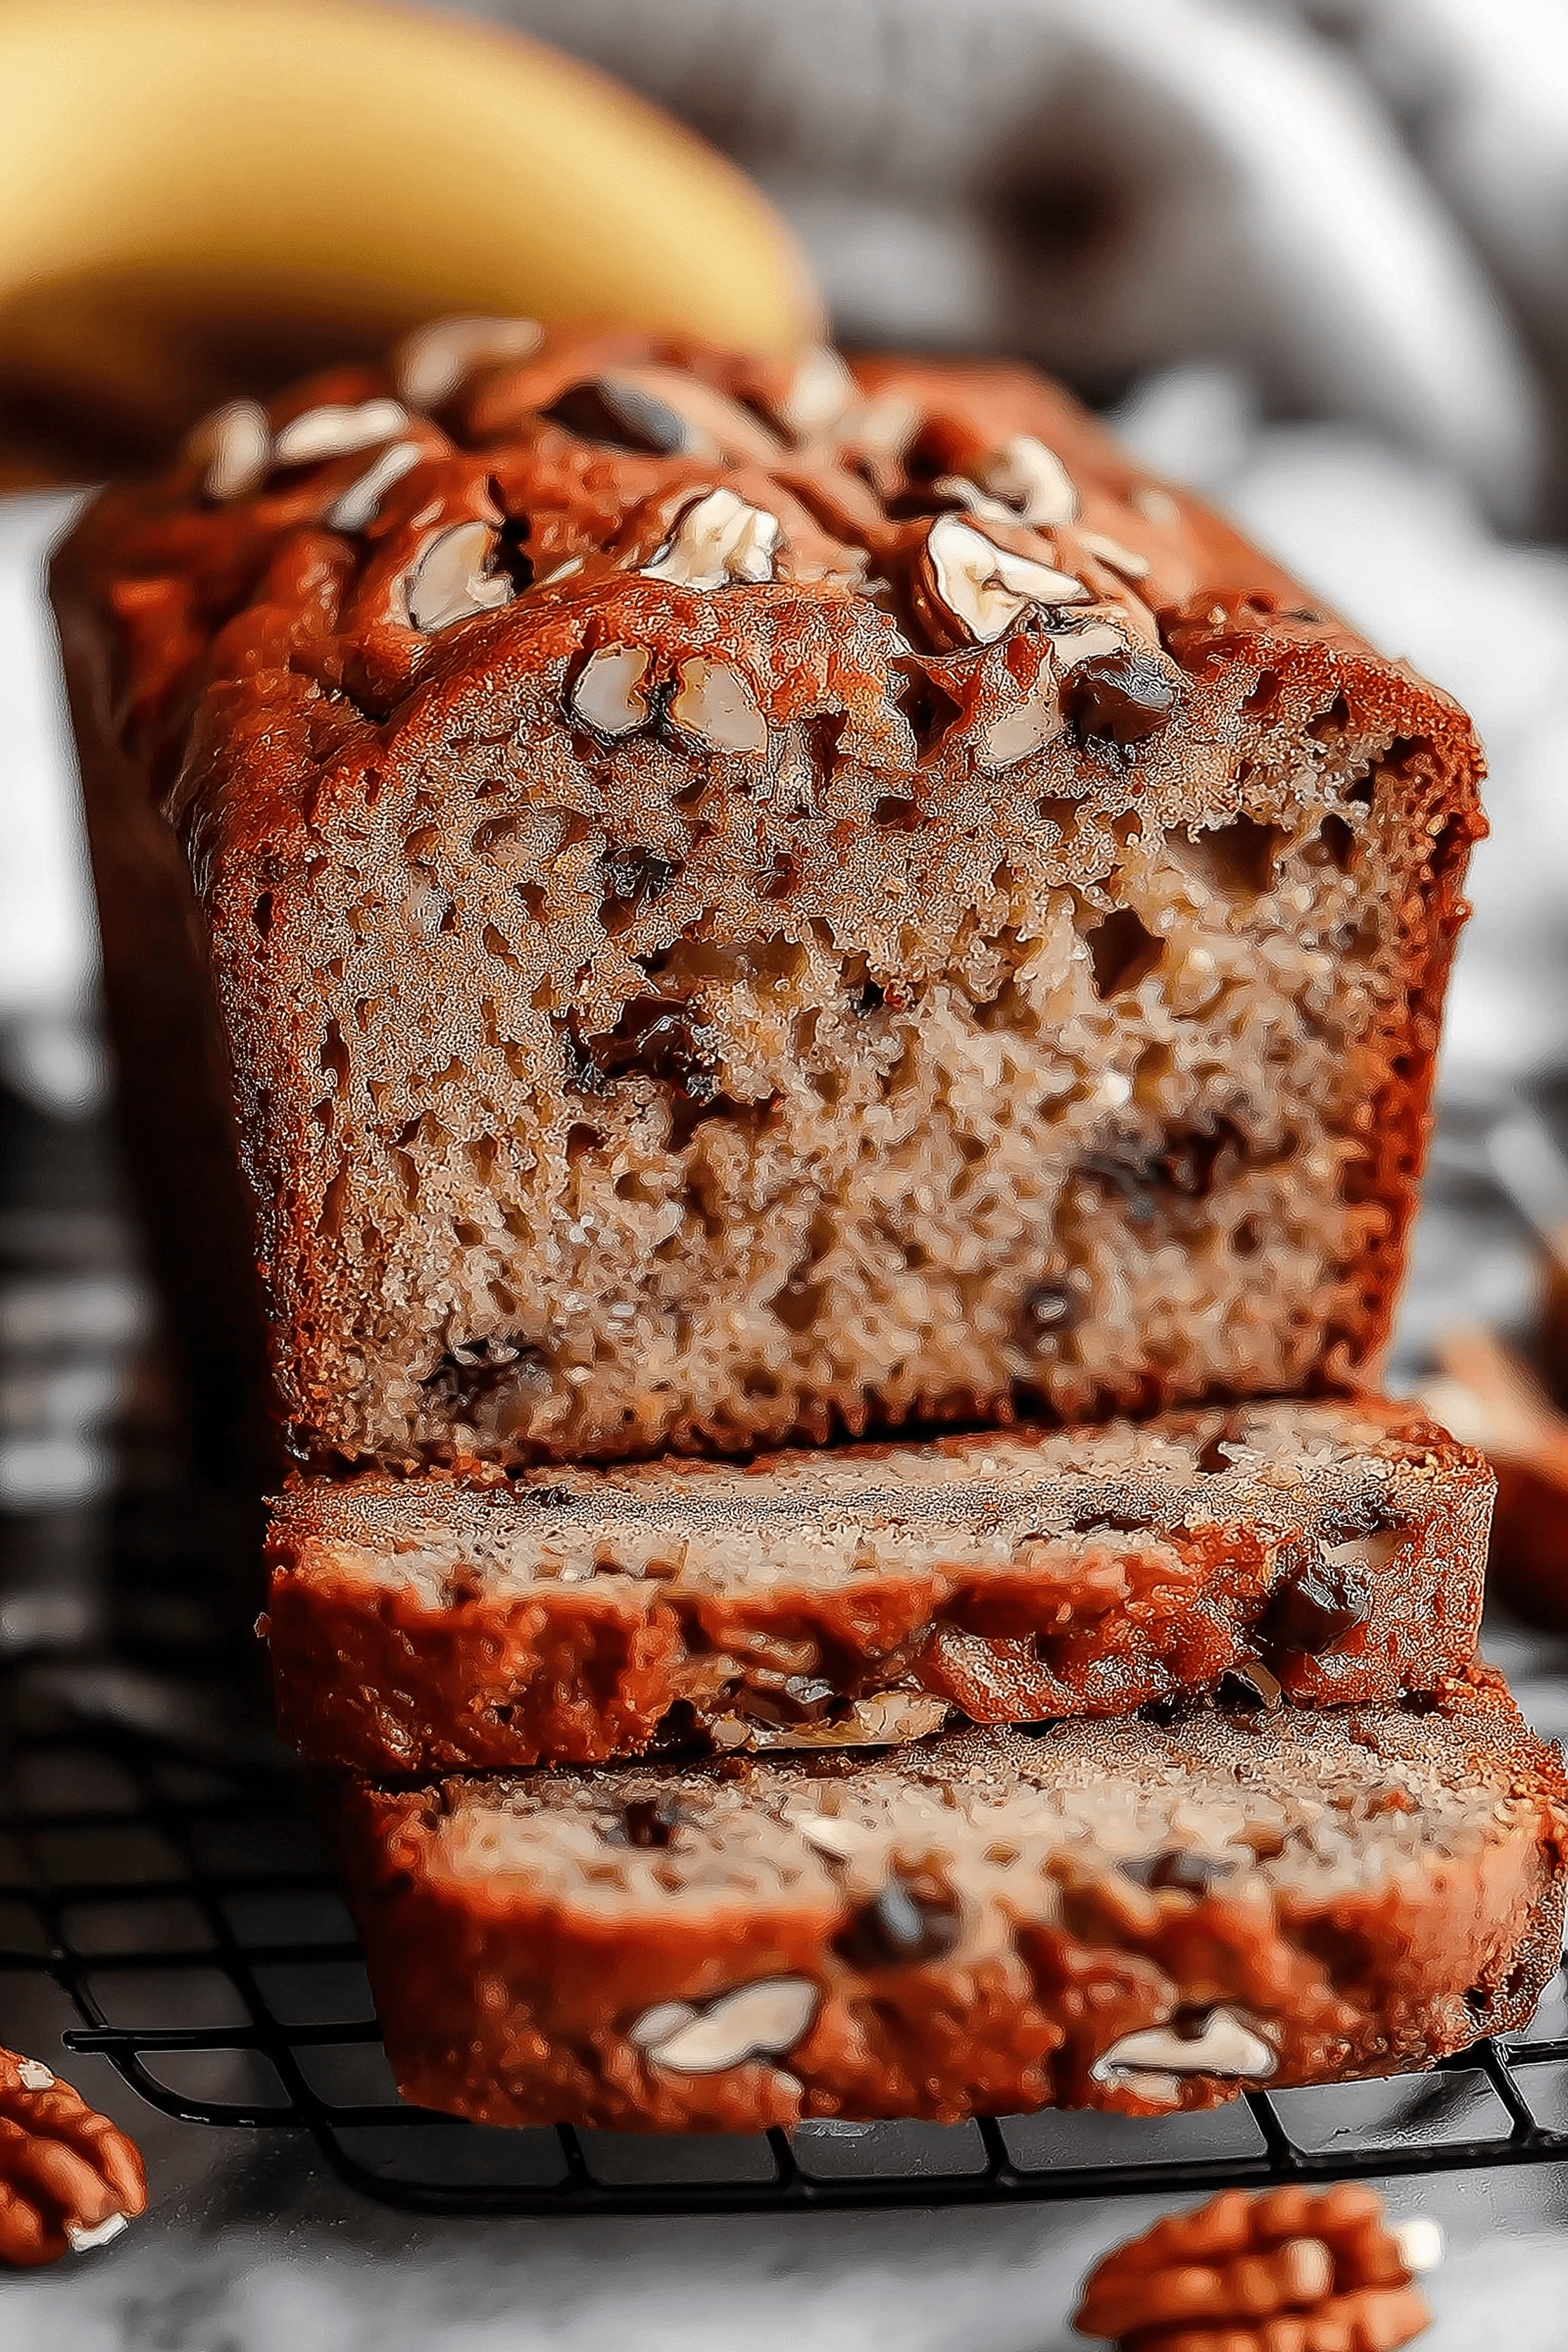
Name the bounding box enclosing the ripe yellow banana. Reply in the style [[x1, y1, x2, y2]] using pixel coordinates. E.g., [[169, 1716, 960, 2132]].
[[0, 0, 820, 479]]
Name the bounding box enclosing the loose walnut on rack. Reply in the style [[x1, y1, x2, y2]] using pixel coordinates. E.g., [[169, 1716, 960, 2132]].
[[1071, 2184, 1437, 2349], [0, 2046, 146, 2267]]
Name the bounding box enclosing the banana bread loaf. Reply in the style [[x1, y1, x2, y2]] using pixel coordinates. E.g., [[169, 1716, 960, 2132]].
[[267, 1396, 1492, 1771], [334, 1676, 1567, 2132], [52, 324, 1485, 1470]]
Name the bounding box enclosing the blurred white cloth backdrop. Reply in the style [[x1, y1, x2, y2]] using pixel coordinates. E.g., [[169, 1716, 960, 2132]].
[[0, 488, 105, 1116], [451, 0, 1554, 521], [0, 493, 91, 1017], [1286, 0, 1568, 425]]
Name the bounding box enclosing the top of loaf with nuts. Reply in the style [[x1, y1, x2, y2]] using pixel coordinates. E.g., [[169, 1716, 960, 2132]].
[[53, 321, 1487, 1470], [62, 317, 1478, 816]]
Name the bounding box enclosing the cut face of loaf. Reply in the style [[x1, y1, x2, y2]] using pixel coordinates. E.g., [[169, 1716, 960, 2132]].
[[266, 1396, 1492, 1772], [336, 1683, 1568, 2133], [52, 329, 1485, 1468]]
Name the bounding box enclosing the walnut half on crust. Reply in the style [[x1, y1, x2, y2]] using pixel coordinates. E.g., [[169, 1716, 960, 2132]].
[[0, 2048, 146, 2267], [1072, 2184, 1437, 2349]]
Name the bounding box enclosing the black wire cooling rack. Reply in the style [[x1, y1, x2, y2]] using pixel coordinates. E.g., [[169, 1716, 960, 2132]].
[[6, 1707, 1568, 2219]]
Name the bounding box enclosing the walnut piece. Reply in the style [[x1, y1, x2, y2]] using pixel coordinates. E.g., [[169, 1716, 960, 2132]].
[[401, 520, 514, 632], [978, 433, 1079, 527], [391, 314, 543, 408], [1072, 2183, 1436, 2349], [272, 398, 410, 466], [670, 657, 767, 755], [920, 514, 1088, 645], [603, 366, 782, 464], [326, 441, 423, 533], [775, 346, 859, 439], [185, 399, 270, 502], [0, 2046, 146, 2268], [635, 1977, 818, 2072], [1081, 528, 1152, 580], [571, 645, 652, 738], [712, 1690, 950, 1749], [640, 488, 781, 588], [1090, 2006, 1277, 2101]]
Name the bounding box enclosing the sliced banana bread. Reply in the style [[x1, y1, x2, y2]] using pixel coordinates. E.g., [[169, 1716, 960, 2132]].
[[53, 325, 1484, 1471], [334, 1676, 1567, 2132], [267, 1396, 1492, 1771]]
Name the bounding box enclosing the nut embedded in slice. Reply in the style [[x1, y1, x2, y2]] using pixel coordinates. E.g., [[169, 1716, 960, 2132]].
[[836, 1876, 962, 1968], [974, 616, 1137, 766], [1051, 620, 1133, 671], [401, 520, 514, 632], [640, 487, 781, 589], [627, 1999, 697, 2051], [1090, 2006, 1278, 2098], [712, 1691, 952, 1751], [669, 657, 767, 755], [979, 668, 1065, 769], [1062, 648, 1183, 750], [571, 645, 653, 738], [639, 1977, 818, 2073], [980, 678, 1058, 769]]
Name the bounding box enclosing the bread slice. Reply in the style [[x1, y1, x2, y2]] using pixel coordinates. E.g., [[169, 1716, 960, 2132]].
[[334, 1676, 1567, 2133], [267, 1396, 1492, 1772], [52, 328, 1483, 1473]]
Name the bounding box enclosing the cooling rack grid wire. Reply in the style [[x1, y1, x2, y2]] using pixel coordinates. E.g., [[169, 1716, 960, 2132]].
[[4, 1719, 1568, 2218]]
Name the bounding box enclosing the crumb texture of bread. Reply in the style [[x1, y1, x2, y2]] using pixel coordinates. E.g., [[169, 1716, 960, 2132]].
[[334, 1687, 1567, 2132], [267, 1396, 1492, 1769], [52, 332, 1486, 1468]]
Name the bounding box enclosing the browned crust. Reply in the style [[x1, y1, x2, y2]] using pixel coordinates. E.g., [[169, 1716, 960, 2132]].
[[333, 1685, 1567, 2133], [49, 333, 1486, 1469], [266, 1398, 1493, 1771]]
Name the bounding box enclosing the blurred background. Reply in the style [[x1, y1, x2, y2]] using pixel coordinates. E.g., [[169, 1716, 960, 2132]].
[[7, 2, 1568, 2339]]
